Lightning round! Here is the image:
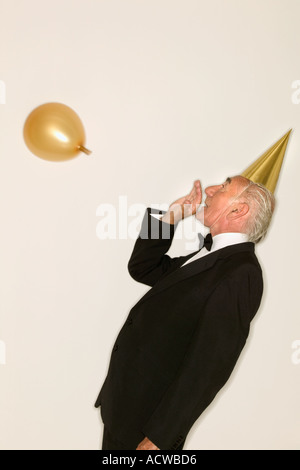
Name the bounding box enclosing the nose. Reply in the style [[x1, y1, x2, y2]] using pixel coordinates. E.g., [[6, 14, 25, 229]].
[[205, 184, 222, 197]]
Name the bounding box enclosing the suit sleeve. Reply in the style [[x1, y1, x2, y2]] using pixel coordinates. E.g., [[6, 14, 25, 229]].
[[128, 207, 198, 287], [141, 268, 257, 450]]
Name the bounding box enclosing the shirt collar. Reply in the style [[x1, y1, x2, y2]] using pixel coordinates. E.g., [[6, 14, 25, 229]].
[[210, 232, 249, 253], [180, 232, 249, 269]]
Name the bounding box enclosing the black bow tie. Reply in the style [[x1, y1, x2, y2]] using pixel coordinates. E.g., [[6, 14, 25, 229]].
[[198, 233, 213, 251]]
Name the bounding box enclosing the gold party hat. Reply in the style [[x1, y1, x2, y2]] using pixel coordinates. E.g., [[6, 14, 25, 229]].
[[241, 129, 292, 193]]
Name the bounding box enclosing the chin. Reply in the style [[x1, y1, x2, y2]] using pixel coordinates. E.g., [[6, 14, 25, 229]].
[[196, 207, 211, 228], [196, 208, 205, 224]]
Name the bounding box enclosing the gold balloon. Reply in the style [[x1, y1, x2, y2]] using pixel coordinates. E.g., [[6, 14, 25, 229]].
[[23, 102, 92, 162]]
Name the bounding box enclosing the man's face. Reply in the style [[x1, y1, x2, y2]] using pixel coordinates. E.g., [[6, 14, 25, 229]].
[[196, 176, 249, 229]]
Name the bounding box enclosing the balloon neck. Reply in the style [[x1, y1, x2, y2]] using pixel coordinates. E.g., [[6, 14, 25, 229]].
[[78, 145, 92, 155]]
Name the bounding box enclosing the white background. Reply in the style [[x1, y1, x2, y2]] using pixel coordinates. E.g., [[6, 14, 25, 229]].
[[0, 0, 299, 450]]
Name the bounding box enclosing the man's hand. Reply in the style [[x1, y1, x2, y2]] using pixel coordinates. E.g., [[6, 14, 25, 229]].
[[161, 180, 202, 225], [136, 437, 160, 450]]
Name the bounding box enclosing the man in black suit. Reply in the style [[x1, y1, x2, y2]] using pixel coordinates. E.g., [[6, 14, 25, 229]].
[[95, 175, 275, 450]]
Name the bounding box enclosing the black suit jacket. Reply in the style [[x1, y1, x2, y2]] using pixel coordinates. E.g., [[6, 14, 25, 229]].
[[95, 208, 263, 450]]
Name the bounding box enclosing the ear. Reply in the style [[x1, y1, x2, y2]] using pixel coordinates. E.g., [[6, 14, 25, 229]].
[[226, 202, 249, 220]]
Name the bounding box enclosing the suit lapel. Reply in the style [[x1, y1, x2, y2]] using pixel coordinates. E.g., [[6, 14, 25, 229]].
[[133, 242, 255, 308]]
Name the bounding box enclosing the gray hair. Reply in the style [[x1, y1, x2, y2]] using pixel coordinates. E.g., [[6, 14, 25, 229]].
[[238, 180, 275, 244]]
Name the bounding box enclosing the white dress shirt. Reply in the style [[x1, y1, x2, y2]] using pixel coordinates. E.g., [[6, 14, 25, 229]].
[[181, 232, 249, 268]]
